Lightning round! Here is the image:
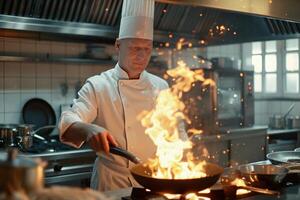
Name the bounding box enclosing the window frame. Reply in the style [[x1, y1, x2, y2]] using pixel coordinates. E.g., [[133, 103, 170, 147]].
[[252, 41, 280, 98], [283, 38, 300, 98]]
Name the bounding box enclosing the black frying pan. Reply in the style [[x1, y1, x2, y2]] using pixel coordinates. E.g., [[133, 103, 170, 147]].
[[22, 98, 56, 138], [109, 146, 223, 194]]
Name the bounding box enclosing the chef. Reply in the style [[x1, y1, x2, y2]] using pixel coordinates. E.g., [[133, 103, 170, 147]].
[[58, 0, 169, 191]]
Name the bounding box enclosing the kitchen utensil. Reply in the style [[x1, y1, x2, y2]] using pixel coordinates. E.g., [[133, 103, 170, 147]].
[[287, 116, 300, 129], [109, 145, 141, 164], [0, 124, 19, 148], [22, 98, 56, 139], [269, 104, 295, 129], [18, 124, 57, 150], [237, 164, 288, 189], [283, 104, 295, 118], [238, 163, 300, 189], [0, 148, 44, 198], [269, 115, 285, 129], [131, 162, 223, 194], [221, 175, 280, 196], [109, 145, 223, 194], [267, 151, 300, 165], [0, 124, 56, 151]]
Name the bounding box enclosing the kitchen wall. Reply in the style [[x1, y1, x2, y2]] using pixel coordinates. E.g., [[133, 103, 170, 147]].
[[167, 40, 300, 126], [0, 37, 113, 125], [198, 42, 300, 126], [2, 36, 299, 127]]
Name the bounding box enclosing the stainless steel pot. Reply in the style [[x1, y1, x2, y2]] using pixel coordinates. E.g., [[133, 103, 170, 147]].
[[287, 116, 300, 129], [1, 124, 57, 151], [0, 124, 18, 148], [269, 115, 285, 129], [17, 124, 35, 151], [269, 104, 295, 129], [0, 148, 44, 198]]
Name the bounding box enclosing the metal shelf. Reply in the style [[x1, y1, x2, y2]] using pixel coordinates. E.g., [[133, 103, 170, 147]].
[[0, 55, 115, 65]]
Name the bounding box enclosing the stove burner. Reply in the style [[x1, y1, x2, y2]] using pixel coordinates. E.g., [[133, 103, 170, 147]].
[[122, 188, 167, 200], [21, 136, 75, 153], [121, 185, 268, 200], [122, 187, 228, 200]]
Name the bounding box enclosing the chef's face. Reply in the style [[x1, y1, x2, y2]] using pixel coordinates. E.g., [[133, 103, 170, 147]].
[[116, 38, 153, 79]]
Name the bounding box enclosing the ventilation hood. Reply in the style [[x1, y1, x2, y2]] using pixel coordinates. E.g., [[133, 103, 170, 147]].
[[0, 0, 299, 46]]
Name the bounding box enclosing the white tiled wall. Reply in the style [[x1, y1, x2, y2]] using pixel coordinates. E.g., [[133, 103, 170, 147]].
[[0, 37, 114, 124]]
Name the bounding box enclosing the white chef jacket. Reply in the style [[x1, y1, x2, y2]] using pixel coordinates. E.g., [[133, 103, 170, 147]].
[[59, 63, 168, 191]]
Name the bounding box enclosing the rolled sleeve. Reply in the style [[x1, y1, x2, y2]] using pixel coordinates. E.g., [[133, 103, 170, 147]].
[[59, 80, 98, 148]]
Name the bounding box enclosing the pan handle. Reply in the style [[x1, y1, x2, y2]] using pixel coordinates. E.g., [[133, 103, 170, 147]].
[[109, 145, 142, 164], [282, 163, 300, 173], [237, 185, 280, 196]]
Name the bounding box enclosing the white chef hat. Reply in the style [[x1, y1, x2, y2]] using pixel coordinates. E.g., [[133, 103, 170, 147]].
[[119, 0, 155, 40]]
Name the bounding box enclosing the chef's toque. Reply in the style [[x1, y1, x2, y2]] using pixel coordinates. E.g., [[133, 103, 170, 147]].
[[119, 0, 155, 40]]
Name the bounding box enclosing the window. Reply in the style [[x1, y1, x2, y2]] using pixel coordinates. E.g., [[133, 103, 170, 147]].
[[285, 39, 299, 93], [251, 41, 277, 93], [252, 42, 262, 92]]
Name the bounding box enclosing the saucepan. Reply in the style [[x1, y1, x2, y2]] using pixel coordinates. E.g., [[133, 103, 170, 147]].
[[0, 148, 45, 199], [109, 145, 223, 194], [238, 162, 300, 189], [220, 174, 280, 196], [269, 104, 294, 129], [267, 151, 300, 183], [0, 124, 57, 151], [0, 124, 18, 148]]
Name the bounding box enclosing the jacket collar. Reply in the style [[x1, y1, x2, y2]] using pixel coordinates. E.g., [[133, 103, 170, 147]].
[[114, 63, 147, 81]]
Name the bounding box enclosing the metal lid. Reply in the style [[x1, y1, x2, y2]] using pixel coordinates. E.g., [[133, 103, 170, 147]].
[[0, 148, 37, 168]]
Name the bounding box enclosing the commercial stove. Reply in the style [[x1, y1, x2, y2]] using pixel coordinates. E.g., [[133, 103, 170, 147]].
[[18, 136, 96, 187], [106, 185, 300, 200]]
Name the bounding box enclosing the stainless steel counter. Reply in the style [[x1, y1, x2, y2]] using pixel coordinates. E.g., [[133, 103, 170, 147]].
[[267, 128, 300, 135], [104, 186, 300, 200], [20, 148, 96, 186]]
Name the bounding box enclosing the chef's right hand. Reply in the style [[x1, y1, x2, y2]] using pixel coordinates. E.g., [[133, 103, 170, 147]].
[[86, 124, 118, 154]]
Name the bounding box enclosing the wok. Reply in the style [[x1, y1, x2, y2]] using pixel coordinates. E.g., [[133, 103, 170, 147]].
[[109, 146, 223, 194]]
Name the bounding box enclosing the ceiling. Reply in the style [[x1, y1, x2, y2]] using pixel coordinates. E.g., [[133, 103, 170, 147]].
[[0, 0, 299, 46]]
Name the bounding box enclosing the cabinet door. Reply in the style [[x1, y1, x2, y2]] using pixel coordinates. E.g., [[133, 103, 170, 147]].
[[230, 135, 266, 166]]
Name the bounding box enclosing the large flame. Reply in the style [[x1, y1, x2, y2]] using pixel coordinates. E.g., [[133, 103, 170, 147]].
[[138, 60, 215, 179]]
